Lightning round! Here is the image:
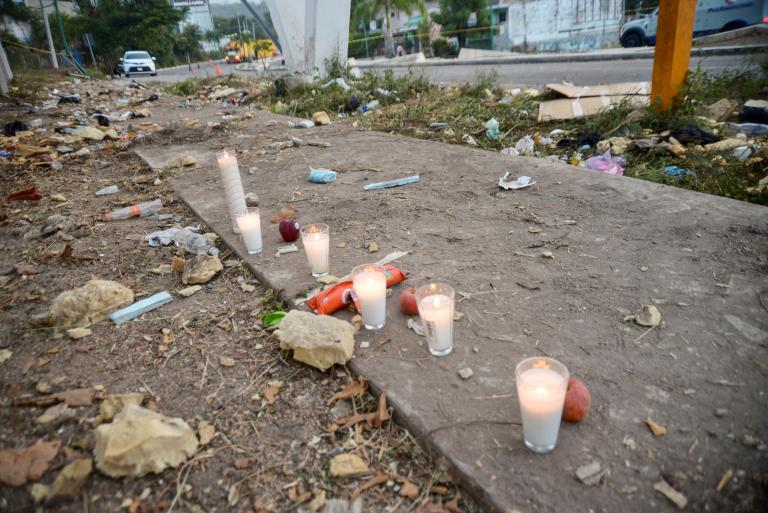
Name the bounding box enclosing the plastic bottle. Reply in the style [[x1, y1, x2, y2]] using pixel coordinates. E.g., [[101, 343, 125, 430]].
[[172, 228, 219, 256], [102, 198, 162, 221]]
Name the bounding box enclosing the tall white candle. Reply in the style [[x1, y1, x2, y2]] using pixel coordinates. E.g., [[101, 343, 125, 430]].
[[352, 265, 387, 330], [236, 209, 263, 254], [300, 223, 330, 277], [416, 283, 455, 357], [216, 149, 247, 234], [515, 358, 569, 453]]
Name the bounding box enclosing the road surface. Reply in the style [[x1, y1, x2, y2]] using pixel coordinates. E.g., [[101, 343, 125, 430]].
[[129, 53, 761, 87]]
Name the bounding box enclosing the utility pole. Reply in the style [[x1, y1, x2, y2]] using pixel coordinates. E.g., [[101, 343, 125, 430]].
[[39, 0, 59, 69]]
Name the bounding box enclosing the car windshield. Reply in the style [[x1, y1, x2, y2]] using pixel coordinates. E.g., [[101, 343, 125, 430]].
[[125, 52, 150, 60]]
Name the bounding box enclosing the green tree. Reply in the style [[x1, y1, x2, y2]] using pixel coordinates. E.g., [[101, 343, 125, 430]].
[[432, 0, 488, 48], [362, 0, 424, 57], [175, 24, 204, 62]]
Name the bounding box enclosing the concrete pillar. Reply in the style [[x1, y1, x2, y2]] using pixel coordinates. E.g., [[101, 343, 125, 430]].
[[0, 39, 12, 95], [264, 0, 351, 78]]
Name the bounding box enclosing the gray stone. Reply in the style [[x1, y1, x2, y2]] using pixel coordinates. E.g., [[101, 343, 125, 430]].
[[705, 98, 739, 122]]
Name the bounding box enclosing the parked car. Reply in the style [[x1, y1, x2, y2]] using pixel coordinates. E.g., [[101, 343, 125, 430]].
[[620, 0, 767, 47], [119, 51, 157, 77]]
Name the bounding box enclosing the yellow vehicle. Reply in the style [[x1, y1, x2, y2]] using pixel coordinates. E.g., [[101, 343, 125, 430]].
[[224, 39, 277, 62]]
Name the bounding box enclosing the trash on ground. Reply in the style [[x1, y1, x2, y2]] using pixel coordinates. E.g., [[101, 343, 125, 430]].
[[484, 118, 499, 140], [539, 82, 649, 121], [0, 440, 60, 486], [289, 119, 315, 129], [276, 244, 299, 255], [725, 122, 768, 135], [362, 100, 379, 112], [309, 167, 337, 183], [363, 175, 419, 191], [654, 479, 688, 509], [500, 147, 519, 156], [733, 146, 753, 161], [94, 404, 198, 478], [625, 304, 661, 327], [276, 310, 355, 371], [322, 77, 351, 91], [102, 199, 162, 221], [498, 172, 536, 190], [585, 150, 624, 175], [597, 136, 631, 156], [307, 266, 406, 315], [173, 228, 219, 256], [742, 99, 768, 124], [48, 279, 134, 328], [514, 135, 535, 156], [669, 124, 720, 145], [182, 255, 223, 285], [407, 317, 425, 336], [428, 122, 449, 130], [461, 133, 477, 146], [7, 186, 43, 201], [664, 166, 693, 181], [109, 291, 173, 325]]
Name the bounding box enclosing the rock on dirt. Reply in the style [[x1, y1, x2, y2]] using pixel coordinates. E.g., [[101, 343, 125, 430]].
[[313, 111, 331, 126], [705, 138, 748, 152], [705, 98, 739, 122], [36, 403, 76, 426], [182, 255, 223, 285], [575, 461, 606, 486], [66, 327, 92, 339], [48, 279, 134, 328], [276, 310, 355, 371], [48, 458, 92, 498], [94, 404, 198, 478], [97, 393, 144, 423], [329, 453, 369, 477]]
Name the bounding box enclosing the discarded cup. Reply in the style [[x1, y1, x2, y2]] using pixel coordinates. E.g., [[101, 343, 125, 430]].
[[300, 223, 330, 277], [352, 264, 387, 330], [236, 208, 263, 254], [415, 283, 455, 357], [515, 357, 569, 454]]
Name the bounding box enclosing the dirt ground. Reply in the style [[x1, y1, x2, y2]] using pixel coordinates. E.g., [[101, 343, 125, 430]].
[[0, 78, 473, 512]]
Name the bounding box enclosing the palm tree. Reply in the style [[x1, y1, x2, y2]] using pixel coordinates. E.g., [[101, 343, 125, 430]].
[[365, 0, 425, 58]]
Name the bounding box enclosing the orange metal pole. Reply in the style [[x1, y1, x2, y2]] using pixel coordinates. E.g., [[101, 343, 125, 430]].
[[650, 0, 697, 110]]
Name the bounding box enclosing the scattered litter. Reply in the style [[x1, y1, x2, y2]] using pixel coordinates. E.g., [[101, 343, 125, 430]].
[[669, 124, 720, 145], [362, 100, 379, 112], [428, 122, 449, 130], [498, 172, 535, 190], [407, 318, 425, 336], [94, 405, 198, 478], [109, 291, 173, 325], [363, 175, 419, 191], [625, 305, 661, 327], [309, 167, 337, 183], [48, 279, 134, 327], [500, 147, 519, 156], [514, 135, 535, 156], [585, 150, 624, 175], [664, 166, 693, 181], [538, 81, 649, 121], [0, 440, 60, 486], [458, 368, 474, 380], [733, 146, 753, 161], [654, 479, 687, 510], [102, 199, 162, 221], [484, 118, 499, 140], [173, 228, 219, 256], [277, 244, 299, 255], [461, 134, 477, 146], [632, 139, 657, 151], [322, 77, 351, 91], [725, 122, 768, 135], [645, 417, 667, 436], [742, 99, 768, 124], [575, 461, 606, 486], [289, 119, 315, 129]]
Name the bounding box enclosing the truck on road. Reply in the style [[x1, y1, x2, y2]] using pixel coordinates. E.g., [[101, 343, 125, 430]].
[[620, 0, 767, 47]]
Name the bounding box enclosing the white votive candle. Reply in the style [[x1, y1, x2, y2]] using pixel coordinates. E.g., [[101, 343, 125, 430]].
[[216, 149, 247, 233], [300, 223, 330, 277], [236, 209, 263, 254], [416, 283, 455, 356], [352, 264, 387, 330], [515, 357, 569, 454]]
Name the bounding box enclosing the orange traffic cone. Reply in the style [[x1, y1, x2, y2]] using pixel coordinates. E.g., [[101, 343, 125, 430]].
[[215, 63, 221, 76]]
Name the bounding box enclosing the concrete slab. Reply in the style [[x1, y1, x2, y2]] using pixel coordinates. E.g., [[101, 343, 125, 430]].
[[137, 115, 768, 512]]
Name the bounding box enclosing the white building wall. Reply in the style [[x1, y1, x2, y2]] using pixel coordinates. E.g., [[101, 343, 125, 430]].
[[504, 0, 624, 51]]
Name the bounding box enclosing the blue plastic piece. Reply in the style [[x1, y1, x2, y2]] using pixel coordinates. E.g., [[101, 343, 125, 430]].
[[0, 151, 12, 157], [109, 291, 173, 325], [308, 167, 337, 183], [363, 175, 420, 191]]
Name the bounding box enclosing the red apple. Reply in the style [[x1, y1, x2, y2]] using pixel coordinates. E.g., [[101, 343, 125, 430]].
[[562, 377, 591, 422], [399, 287, 418, 316], [279, 219, 300, 242]]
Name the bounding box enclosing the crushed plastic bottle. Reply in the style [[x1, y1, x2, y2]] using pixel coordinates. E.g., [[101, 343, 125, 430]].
[[172, 228, 219, 256], [102, 198, 162, 221]]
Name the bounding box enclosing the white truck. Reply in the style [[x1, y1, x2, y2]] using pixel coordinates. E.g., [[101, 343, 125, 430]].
[[620, 0, 767, 47]]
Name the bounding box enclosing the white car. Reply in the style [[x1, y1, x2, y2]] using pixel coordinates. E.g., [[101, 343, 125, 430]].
[[120, 51, 157, 77]]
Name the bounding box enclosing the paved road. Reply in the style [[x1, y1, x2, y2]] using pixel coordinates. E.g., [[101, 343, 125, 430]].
[[132, 53, 761, 87]]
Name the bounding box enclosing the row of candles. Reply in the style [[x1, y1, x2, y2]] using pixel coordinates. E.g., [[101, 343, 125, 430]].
[[217, 149, 570, 453]]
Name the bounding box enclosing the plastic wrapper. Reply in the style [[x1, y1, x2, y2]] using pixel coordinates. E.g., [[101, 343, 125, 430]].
[[585, 150, 624, 176]]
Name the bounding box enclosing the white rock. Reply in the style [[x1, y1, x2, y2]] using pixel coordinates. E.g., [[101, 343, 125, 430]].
[[276, 311, 355, 371]]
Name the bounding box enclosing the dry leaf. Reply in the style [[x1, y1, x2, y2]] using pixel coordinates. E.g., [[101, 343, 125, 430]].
[[645, 418, 667, 437], [399, 480, 419, 499], [12, 388, 95, 408], [171, 256, 186, 273], [0, 439, 60, 486], [328, 378, 368, 404], [262, 380, 283, 405], [352, 473, 388, 498], [198, 420, 215, 446], [329, 453, 369, 477], [431, 485, 449, 495], [373, 392, 391, 428], [308, 489, 326, 512], [445, 495, 465, 513], [234, 458, 252, 469], [271, 206, 296, 224], [219, 356, 236, 367]]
